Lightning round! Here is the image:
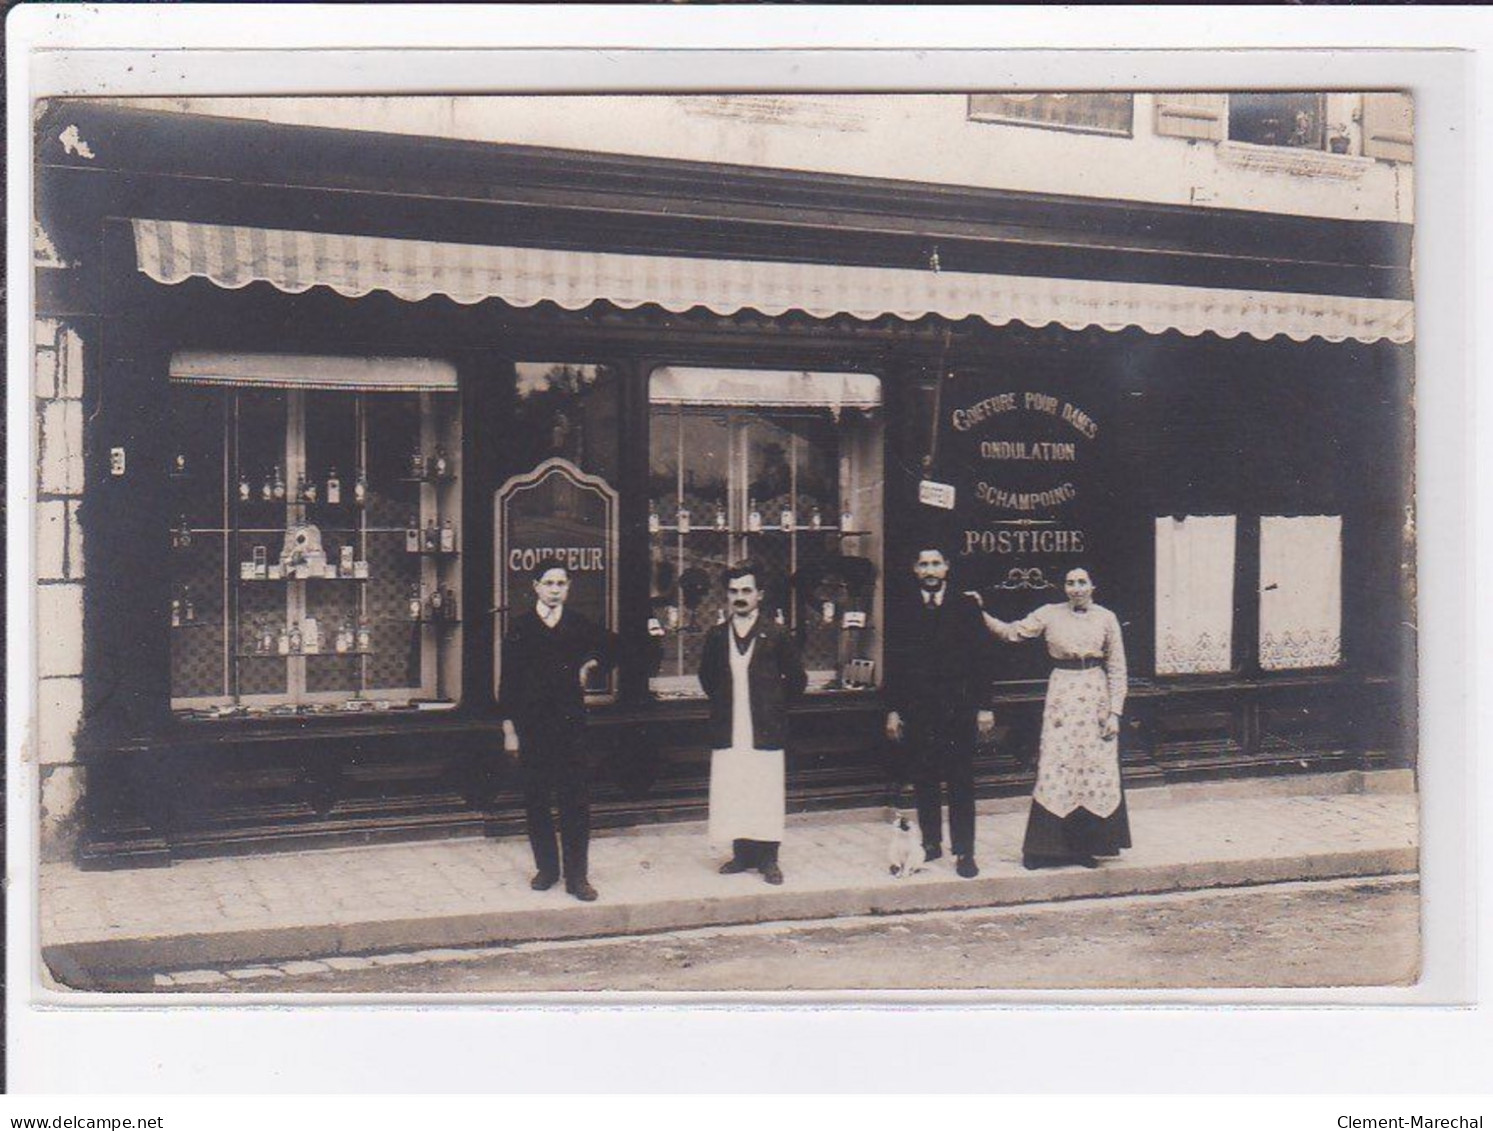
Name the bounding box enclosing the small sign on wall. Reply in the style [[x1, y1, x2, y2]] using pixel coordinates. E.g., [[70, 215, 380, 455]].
[[918, 479, 957, 510]]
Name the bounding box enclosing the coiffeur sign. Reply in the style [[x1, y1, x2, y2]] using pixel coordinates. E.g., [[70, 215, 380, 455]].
[[495, 458, 619, 700]]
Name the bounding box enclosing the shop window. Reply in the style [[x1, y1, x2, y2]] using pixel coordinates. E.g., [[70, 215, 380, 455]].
[[1259, 515, 1342, 671], [647, 368, 884, 699], [1154, 516, 1237, 675], [1227, 93, 1327, 150], [167, 353, 462, 718], [968, 93, 1134, 137]]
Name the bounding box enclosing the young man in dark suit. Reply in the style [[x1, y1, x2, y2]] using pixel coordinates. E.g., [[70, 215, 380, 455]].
[[498, 558, 615, 902], [883, 545, 997, 878], [697, 561, 808, 885]]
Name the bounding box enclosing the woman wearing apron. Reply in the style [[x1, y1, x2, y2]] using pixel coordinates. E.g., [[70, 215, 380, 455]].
[[698, 562, 808, 884], [974, 567, 1131, 869]]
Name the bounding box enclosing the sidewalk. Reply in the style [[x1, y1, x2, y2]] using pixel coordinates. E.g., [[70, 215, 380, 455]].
[[39, 769, 1418, 988]]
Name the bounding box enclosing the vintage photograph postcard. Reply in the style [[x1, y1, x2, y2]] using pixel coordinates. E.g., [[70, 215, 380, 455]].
[[29, 87, 1418, 996]]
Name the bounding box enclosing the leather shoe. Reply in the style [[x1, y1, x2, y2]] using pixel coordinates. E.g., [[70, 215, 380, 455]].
[[566, 879, 599, 902], [923, 845, 943, 863], [760, 862, 784, 885], [956, 855, 980, 879], [531, 870, 560, 891], [718, 858, 752, 875]]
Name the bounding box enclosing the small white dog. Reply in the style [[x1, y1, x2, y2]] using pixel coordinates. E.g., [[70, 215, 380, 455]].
[[887, 811, 923, 877]]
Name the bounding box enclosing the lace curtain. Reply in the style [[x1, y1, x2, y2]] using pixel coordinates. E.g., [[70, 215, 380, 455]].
[[1154, 516, 1236, 674], [1259, 515, 1343, 670]]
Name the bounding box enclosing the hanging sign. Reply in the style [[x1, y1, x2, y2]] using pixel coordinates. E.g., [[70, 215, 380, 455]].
[[918, 479, 957, 510], [495, 458, 619, 701]]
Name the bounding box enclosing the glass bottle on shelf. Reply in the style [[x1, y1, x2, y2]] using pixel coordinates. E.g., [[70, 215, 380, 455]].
[[840, 507, 854, 533], [277, 621, 290, 655], [430, 586, 444, 620], [409, 446, 426, 480], [432, 445, 449, 479], [444, 587, 458, 622], [183, 586, 196, 624], [173, 452, 188, 476], [780, 503, 794, 531], [424, 517, 439, 552], [648, 500, 661, 534], [810, 505, 823, 530], [440, 519, 456, 553], [326, 467, 342, 506], [406, 516, 420, 554], [173, 515, 192, 549], [714, 504, 727, 531], [300, 474, 318, 505], [238, 471, 252, 503], [335, 619, 351, 654], [271, 465, 287, 502], [677, 505, 691, 534], [289, 622, 303, 654], [170, 595, 182, 628], [302, 616, 320, 655], [356, 616, 372, 653], [260, 618, 275, 655], [353, 469, 368, 507], [261, 469, 275, 502], [408, 583, 423, 621], [748, 498, 762, 533]]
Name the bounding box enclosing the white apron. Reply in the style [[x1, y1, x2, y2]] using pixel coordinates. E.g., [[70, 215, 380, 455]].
[[708, 634, 787, 845]]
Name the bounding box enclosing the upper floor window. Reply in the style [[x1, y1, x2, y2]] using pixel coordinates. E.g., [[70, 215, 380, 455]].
[[1227, 93, 1326, 150], [968, 94, 1134, 137]]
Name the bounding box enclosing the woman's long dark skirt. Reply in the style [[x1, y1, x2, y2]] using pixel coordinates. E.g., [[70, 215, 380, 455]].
[[1021, 794, 1132, 863]]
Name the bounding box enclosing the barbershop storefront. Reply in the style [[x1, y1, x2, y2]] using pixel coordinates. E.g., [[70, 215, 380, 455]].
[[36, 103, 1415, 866]]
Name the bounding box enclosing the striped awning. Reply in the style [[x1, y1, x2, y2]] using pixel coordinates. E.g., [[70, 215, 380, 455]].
[[133, 218, 1414, 345]]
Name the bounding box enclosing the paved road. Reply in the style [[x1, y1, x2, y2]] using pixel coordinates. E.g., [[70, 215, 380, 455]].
[[156, 875, 1418, 993]]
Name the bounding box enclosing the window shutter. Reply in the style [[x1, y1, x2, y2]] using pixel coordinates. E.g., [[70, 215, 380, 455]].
[[1361, 93, 1413, 163], [1154, 94, 1227, 141]]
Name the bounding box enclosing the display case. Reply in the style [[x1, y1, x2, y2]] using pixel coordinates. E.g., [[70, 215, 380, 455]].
[[167, 355, 462, 718], [646, 368, 884, 698]]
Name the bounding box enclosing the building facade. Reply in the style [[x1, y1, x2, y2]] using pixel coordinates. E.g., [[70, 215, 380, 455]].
[[32, 93, 1415, 866]]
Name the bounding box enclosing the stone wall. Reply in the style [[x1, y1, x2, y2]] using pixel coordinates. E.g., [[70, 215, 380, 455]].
[[34, 316, 88, 862]]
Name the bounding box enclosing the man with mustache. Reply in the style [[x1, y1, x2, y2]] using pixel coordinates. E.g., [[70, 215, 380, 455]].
[[884, 544, 998, 878], [697, 561, 808, 884]]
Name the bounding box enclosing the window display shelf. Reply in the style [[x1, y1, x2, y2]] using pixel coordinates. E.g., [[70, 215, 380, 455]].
[[238, 649, 375, 659]]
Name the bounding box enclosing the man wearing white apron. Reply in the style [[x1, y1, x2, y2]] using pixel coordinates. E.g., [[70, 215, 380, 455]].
[[698, 562, 808, 885]]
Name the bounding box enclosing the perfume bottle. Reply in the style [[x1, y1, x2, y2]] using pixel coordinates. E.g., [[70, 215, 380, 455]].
[[335, 619, 351, 654], [432, 445, 449, 479], [648, 500, 661, 534], [260, 618, 275, 655], [277, 622, 290, 655], [170, 596, 182, 628], [810, 506, 823, 530], [430, 586, 444, 620], [326, 468, 341, 506], [302, 616, 319, 655], [238, 472, 252, 503], [714, 505, 727, 530], [289, 622, 303, 654], [261, 469, 275, 502], [271, 465, 286, 502], [183, 586, 196, 624], [409, 446, 425, 480], [440, 519, 456, 553], [174, 515, 192, 549], [748, 499, 762, 533], [780, 503, 794, 530], [353, 469, 368, 506], [444, 587, 457, 622], [677, 506, 691, 534], [840, 508, 854, 532], [356, 617, 372, 653], [424, 517, 439, 552], [406, 515, 420, 554], [408, 583, 423, 621], [174, 452, 187, 476], [301, 474, 318, 505]]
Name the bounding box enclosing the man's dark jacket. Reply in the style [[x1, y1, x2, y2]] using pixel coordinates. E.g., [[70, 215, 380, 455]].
[[882, 586, 997, 723], [498, 609, 614, 738], [697, 618, 808, 750]]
